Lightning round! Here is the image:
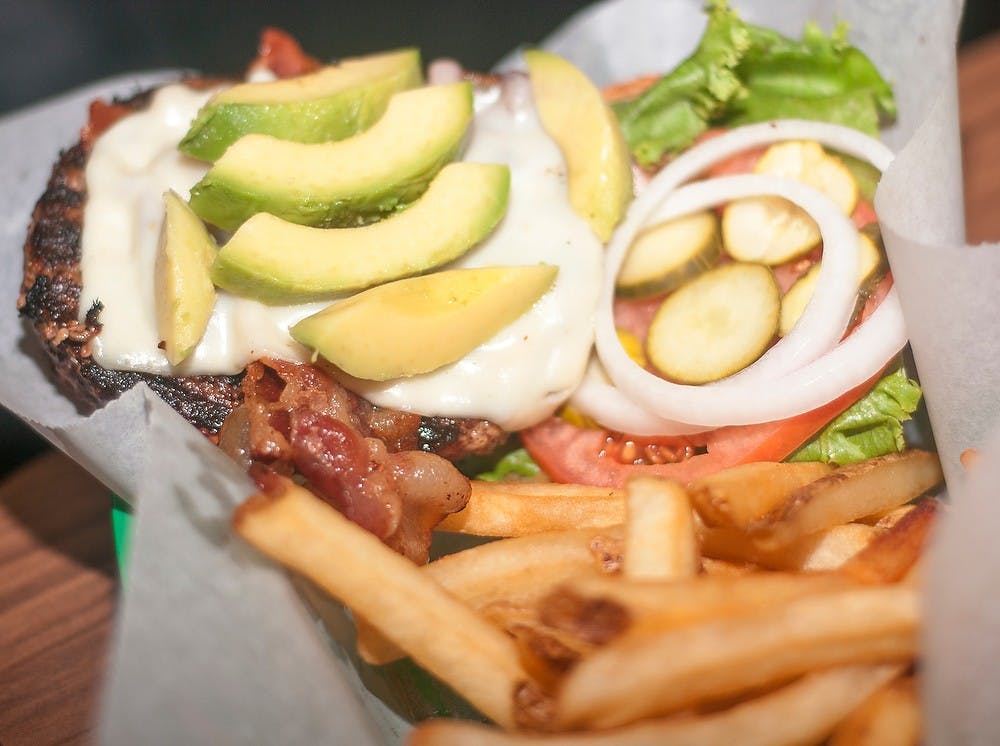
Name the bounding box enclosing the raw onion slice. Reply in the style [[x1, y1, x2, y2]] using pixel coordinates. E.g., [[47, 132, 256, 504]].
[[639, 175, 862, 380], [574, 288, 906, 433], [586, 121, 900, 430], [603, 121, 893, 382], [569, 357, 711, 436], [595, 284, 906, 428]]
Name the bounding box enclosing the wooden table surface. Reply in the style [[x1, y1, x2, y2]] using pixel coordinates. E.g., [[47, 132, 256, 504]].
[[2, 34, 999, 746]]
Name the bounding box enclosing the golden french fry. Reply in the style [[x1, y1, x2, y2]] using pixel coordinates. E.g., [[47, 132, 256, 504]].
[[855, 503, 915, 528], [701, 522, 881, 571], [700, 557, 757, 576], [356, 527, 621, 664], [689, 461, 834, 529], [410, 665, 902, 746], [554, 585, 918, 729], [829, 676, 921, 746], [437, 481, 625, 536], [901, 557, 924, 588], [480, 600, 594, 684], [623, 476, 698, 580], [748, 451, 943, 550], [232, 477, 532, 729], [539, 571, 855, 645], [425, 526, 622, 607], [840, 500, 940, 584]]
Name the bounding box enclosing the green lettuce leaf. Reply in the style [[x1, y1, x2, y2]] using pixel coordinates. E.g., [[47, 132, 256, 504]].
[[727, 21, 896, 134], [789, 369, 922, 466], [472, 447, 542, 482], [613, 0, 751, 166], [615, 2, 896, 167]]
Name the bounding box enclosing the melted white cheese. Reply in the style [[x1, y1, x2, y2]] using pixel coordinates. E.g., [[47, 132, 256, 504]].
[[345, 87, 603, 429], [80, 84, 329, 375], [80, 79, 603, 430]]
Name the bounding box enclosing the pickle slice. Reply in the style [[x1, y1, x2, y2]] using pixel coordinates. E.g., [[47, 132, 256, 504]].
[[616, 210, 721, 298], [647, 262, 780, 384], [778, 229, 886, 337], [722, 140, 859, 266]]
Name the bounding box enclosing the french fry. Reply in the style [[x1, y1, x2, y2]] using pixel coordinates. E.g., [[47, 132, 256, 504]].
[[423, 526, 623, 606], [700, 557, 756, 576], [856, 503, 916, 528], [623, 476, 698, 580], [701, 521, 881, 571], [538, 571, 855, 645], [748, 450, 943, 550], [410, 665, 902, 746], [554, 585, 918, 729], [232, 477, 533, 729], [689, 461, 834, 529], [357, 527, 617, 665], [829, 676, 921, 746], [437, 481, 625, 536], [480, 600, 594, 684], [840, 499, 940, 584]]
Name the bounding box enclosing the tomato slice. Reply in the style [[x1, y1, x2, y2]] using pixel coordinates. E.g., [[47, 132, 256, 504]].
[[521, 372, 882, 487]]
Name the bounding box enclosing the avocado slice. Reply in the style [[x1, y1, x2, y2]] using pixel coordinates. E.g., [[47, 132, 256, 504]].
[[155, 190, 217, 365], [291, 265, 558, 381], [524, 50, 633, 242], [179, 49, 422, 162], [188, 81, 473, 231], [212, 162, 510, 304]]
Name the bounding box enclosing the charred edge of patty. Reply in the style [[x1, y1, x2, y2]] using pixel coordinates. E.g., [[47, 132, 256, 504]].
[[17, 90, 244, 435], [15, 85, 508, 452]]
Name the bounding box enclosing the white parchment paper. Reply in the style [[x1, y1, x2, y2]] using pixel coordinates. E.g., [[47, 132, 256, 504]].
[[0, 1, 995, 744]]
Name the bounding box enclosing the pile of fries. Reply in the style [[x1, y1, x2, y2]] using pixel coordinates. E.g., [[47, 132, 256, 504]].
[[233, 448, 942, 745]]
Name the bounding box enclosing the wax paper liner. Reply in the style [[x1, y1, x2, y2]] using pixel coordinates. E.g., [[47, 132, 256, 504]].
[[0, 1, 995, 744]]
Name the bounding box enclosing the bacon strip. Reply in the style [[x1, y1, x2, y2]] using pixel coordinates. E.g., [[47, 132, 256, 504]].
[[251, 27, 322, 79], [230, 360, 473, 563]]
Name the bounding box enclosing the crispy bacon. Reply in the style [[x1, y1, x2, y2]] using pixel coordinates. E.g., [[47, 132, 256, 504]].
[[290, 409, 398, 539], [251, 28, 322, 79], [224, 360, 476, 562]]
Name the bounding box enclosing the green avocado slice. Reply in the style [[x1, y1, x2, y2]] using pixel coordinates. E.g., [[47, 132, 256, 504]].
[[155, 190, 217, 365], [179, 48, 422, 162], [188, 81, 473, 231], [524, 49, 633, 242], [291, 265, 558, 381], [211, 162, 510, 304]]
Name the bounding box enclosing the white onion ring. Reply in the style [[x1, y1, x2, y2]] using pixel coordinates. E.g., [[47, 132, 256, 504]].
[[575, 172, 863, 434], [598, 287, 906, 428], [584, 121, 901, 430], [570, 357, 711, 436]]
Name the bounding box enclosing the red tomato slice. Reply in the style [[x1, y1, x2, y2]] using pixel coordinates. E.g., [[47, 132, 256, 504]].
[[851, 199, 878, 228], [521, 372, 882, 487], [696, 128, 767, 178]]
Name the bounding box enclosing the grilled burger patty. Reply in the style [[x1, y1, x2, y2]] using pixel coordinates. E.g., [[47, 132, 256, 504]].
[[18, 86, 506, 459]]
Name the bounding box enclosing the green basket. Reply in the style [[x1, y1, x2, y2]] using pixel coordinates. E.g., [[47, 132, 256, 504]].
[[110, 494, 132, 582]]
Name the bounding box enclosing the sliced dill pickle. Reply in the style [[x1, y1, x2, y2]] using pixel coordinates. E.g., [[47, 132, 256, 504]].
[[616, 210, 721, 298], [778, 263, 821, 337], [857, 224, 888, 294], [778, 228, 887, 336], [832, 151, 882, 202], [647, 262, 780, 384], [722, 140, 859, 266]]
